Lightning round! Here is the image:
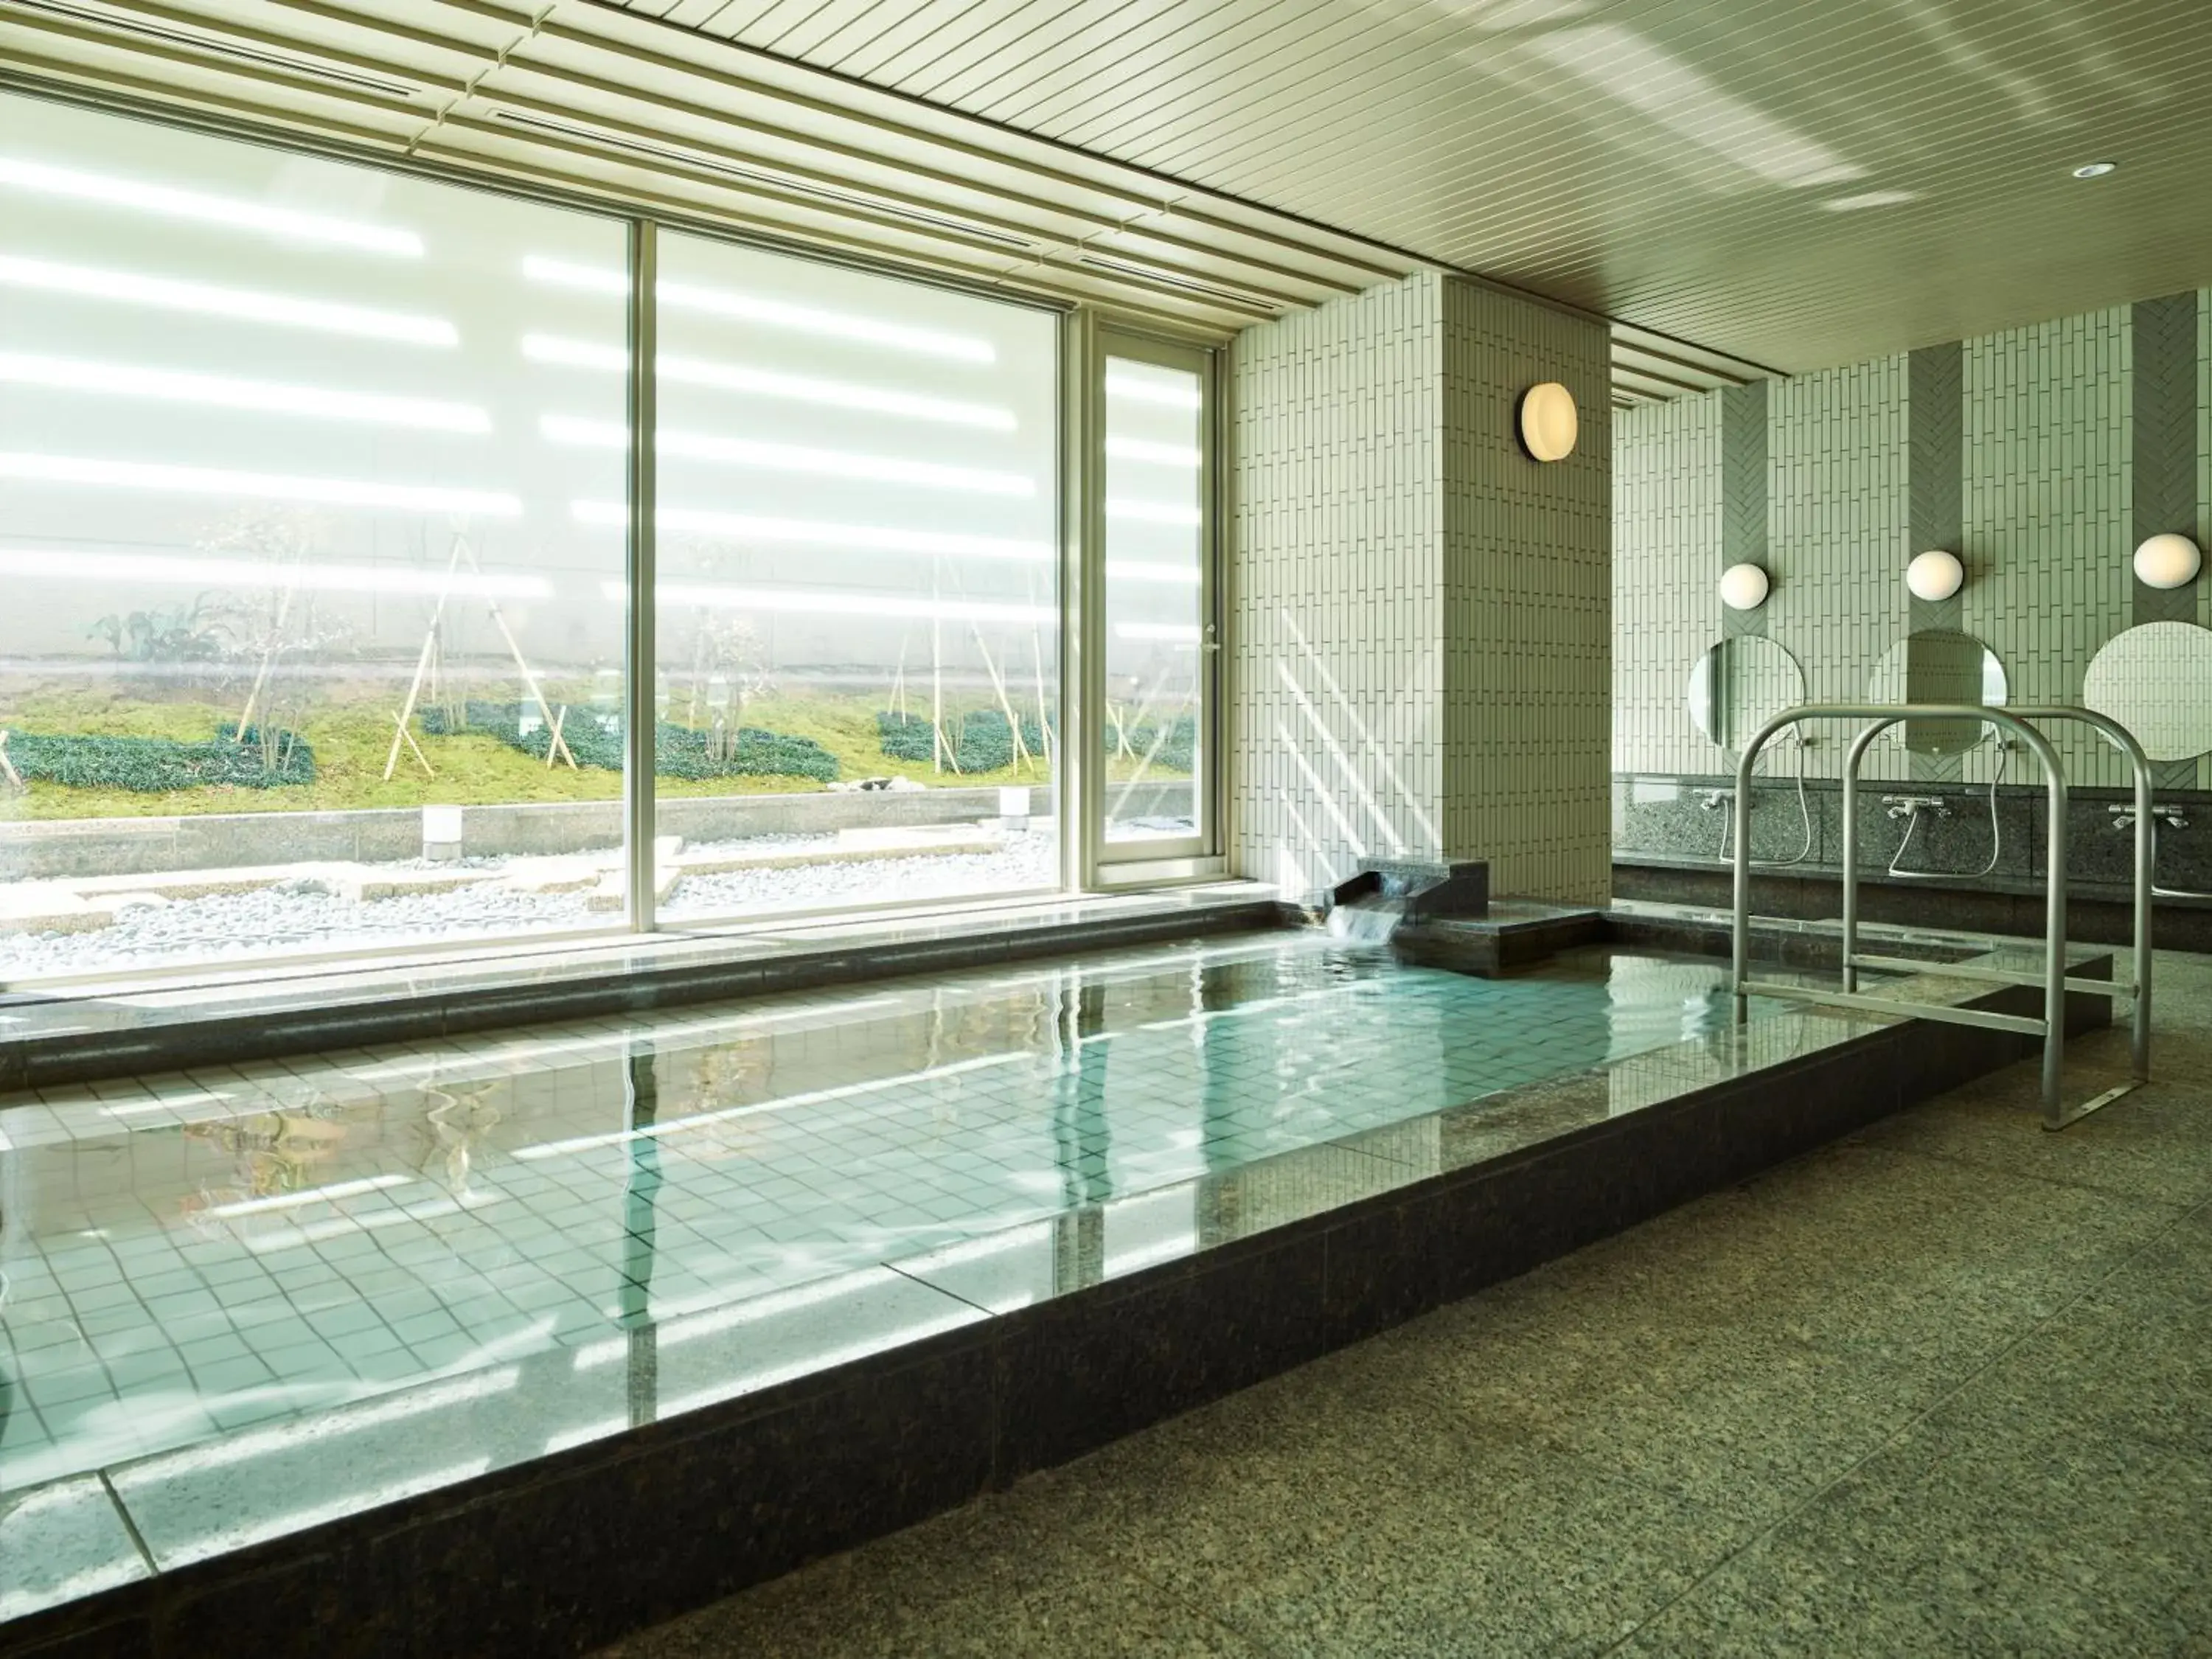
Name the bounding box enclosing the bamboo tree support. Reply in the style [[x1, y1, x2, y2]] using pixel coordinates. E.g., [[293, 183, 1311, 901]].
[[1110, 675, 1193, 823], [546, 705, 568, 768], [459, 536, 576, 769], [235, 555, 305, 740], [1029, 628, 1053, 768], [388, 716, 435, 781], [1107, 700, 1135, 759], [889, 633, 911, 724], [383, 535, 470, 781], [931, 608, 959, 774], [0, 729, 21, 790], [969, 625, 1033, 773], [685, 626, 709, 728]]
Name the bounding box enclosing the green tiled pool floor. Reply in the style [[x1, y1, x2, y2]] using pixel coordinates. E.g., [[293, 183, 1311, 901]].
[[0, 931, 1772, 1607]]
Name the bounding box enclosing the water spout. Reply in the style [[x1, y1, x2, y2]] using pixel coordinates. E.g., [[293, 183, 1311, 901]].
[[1326, 893, 1406, 946]]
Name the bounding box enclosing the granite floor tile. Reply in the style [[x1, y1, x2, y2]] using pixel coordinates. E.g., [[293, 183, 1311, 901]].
[[1847, 1031, 2212, 1206], [1622, 1410, 2212, 1658], [589, 1490, 1265, 1659], [993, 1414, 1741, 1659]]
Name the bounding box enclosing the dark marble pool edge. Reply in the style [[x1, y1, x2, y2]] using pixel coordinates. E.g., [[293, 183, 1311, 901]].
[[0, 897, 1288, 1095], [0, 968, 2110, 1659]]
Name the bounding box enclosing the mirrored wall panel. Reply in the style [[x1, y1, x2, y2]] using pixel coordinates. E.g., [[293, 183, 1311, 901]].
[[2084, 622, 2212, 762], [649, 228, 1061, 922], [1867, 630, 2007, 755], [0, 94, 630, 981], [1686, 636, 1804, 759]]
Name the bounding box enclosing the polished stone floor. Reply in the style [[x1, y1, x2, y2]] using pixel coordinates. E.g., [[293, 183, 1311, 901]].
[[599, 952, 2212, 1659]]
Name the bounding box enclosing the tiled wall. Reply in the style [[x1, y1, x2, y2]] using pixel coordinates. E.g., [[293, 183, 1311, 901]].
[[1613, 394, 1719, 777], [1230, 271, 1612, 905], [1615, 289, 2212, 799], [1439, 279, 1613, 904], [1228, 274, 1444, 902]]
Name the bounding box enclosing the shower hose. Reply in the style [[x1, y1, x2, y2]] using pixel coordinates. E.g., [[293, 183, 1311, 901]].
[[1888, 741, 2007, 880]]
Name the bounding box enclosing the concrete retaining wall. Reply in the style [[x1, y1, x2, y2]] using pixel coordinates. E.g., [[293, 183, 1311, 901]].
[[0, 782, 1195, 879]]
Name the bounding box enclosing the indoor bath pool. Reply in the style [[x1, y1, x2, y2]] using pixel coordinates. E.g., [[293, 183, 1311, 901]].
[[0, 931, 1782, 1610]]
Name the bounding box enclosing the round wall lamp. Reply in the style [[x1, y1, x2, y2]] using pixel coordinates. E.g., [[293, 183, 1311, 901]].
[[1719, 563, 1770, 611], [2134, 532, 2202, 590], [1519, 381, 1578, 462], [1907, 549, 1965, 602]]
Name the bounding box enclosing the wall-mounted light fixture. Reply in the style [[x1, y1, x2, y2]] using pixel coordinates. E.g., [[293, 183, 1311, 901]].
[[1718, 562, 1770, 611], [1907, 549, 1965, 602], [1518, 381, 1577, 462], [2134, 532, 2202, 590]]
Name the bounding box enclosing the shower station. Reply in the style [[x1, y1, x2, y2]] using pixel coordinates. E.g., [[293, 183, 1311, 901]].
[[1729, 703, 2156, 1132]]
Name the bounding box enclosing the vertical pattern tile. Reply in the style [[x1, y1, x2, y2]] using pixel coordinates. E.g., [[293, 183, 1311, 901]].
[[2134, 293, 2202, 626], [1909, 341, 1966, 782], [1440, 277, 1613, 905], [2200, 286, 2212, 790], [1613, 394, 1722, 778], [2134, 293, 2204, 791], [1721, 381, 1770, 640], [1228, 271, 1611, 905], [1228, 274, 1445, 905], [1618, 296, 2212, 797], [1766, 356, 1910, 780], [1962, 307, 2132, 788]]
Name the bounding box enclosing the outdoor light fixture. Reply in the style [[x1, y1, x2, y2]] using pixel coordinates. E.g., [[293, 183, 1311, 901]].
[[2135, 532, 2202, 589], [1907, 549, 1965, 602], [1519, 381, 1578, 461], [1719, 563, 1770, 610]]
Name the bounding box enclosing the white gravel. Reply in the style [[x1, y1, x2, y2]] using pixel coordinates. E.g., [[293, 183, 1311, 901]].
[[0, 831, 1060, 978]]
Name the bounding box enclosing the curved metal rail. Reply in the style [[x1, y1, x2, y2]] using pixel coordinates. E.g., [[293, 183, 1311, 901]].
[[1731, 703, 2154, 1131]]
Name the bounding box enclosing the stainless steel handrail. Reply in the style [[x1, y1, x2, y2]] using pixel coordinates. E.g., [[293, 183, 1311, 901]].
[[2009, 706, 2153, 1084], [1729, 703, 2153, 1130]]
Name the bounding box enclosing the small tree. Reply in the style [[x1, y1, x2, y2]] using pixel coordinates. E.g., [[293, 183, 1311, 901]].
[[197, 506, 352, 755], [677, 539, 771, 761]]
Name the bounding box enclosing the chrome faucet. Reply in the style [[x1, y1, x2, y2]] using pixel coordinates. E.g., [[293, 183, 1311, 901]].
[[2110, 803, 2188, 832], [1882, 794, 1950, 821]]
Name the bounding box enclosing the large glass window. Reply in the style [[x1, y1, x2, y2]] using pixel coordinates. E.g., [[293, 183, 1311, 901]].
[[645, 229, 1060, 923], [0, 94, 629, 981], [0, 94, 1207, 992]]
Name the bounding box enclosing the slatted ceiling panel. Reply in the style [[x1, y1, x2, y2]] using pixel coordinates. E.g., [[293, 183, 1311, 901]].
[[611, 0, 2212, 377], [0, 0, 1427, 347], [0, 1, 1764, 408]]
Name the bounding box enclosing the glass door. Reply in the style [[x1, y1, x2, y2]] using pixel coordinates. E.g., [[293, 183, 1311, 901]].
[[1095, 335, 1213, 863]]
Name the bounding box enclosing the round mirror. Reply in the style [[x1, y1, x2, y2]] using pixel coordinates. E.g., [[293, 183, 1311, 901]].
[[2084, 622, 2212, 760], [1866, 630, 2008, 754], [1688, 636, 1806, 756]]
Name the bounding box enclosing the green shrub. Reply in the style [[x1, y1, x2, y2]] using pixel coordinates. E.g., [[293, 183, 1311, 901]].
[[877, 709, 1049, 773], [422, 701, 837, 782], [6, 723, 314, 791]]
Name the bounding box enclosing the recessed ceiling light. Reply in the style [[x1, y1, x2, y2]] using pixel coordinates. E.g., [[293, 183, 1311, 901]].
[[2072, 161, 2118, 178]]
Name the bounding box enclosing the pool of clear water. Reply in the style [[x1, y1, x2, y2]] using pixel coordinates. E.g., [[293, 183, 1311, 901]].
[[0, 931, 1767, 1543]]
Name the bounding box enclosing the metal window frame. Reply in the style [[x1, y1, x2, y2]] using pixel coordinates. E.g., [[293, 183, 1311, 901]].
[[1088, 327, 1221, 878]]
